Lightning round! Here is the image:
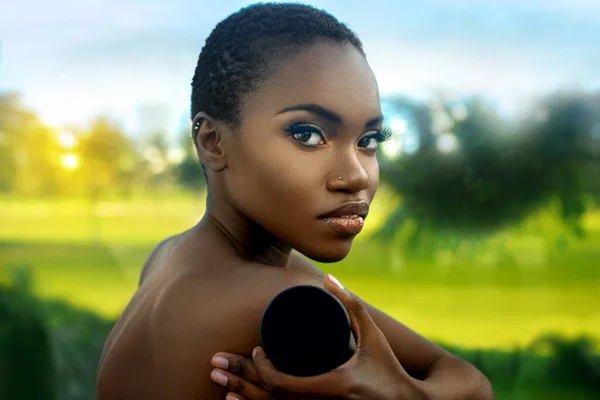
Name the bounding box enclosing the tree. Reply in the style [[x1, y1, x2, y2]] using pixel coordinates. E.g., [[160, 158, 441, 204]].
[[76, 116, 139, 242], [0, 92, 64, 196], [377, 91, 600, 244], [79, 116, 138, 199], [0, 93, 20, 192], [0, 268, 57, 400]]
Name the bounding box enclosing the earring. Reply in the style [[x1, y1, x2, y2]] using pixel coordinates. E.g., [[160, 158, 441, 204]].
[[191, 122, 200, 138], [338, 176, 343, 180]]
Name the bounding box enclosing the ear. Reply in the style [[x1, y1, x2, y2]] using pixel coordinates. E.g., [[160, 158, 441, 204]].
[[191, 112, 227, 172]]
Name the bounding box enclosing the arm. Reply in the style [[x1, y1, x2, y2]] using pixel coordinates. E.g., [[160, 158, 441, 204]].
[[293, 257, 493, 400], [365, 305, 493, 400]]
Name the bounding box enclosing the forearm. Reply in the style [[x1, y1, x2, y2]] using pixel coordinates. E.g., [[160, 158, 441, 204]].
[[417, 356, 494, 400]]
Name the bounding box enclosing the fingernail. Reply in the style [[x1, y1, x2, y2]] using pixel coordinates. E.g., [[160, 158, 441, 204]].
[[226, 394, 240, 400], [211, 355, 229, 369], [328, 274, 344, 290], [211, 369, 228, 386], [252, 347, 258, 359]]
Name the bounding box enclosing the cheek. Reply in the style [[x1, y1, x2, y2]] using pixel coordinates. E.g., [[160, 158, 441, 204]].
[[228, 139, 325, 212]]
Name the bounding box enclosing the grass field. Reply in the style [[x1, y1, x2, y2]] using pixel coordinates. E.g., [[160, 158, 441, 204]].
[[1, 193, 599, 351]]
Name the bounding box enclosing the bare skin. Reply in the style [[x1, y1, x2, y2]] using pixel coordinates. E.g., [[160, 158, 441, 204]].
[[97, 224, 329, 399], [96, 42, 492, 399]]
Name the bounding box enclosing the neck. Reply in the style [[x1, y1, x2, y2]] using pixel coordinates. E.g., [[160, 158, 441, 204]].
[[199, 192, 292, 267]]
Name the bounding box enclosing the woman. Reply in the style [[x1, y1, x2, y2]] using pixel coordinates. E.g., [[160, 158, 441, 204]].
[[96, 3, 493, 399]]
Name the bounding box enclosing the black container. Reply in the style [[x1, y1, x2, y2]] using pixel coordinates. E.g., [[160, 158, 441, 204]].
[[259, 285, 356, 377]]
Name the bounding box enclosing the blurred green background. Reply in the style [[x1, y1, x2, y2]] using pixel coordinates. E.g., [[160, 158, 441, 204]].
[[1, 1, 600, 399]]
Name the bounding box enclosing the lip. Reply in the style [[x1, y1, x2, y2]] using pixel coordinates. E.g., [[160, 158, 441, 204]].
[[317, 201, 369, 236], [318, 201, 369, 220], [319, 216, 364, 236]]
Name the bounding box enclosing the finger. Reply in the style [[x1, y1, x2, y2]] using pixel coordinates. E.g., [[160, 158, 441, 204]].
[[251, 346, 349, 398], [225, 393, 246, 400], [323, 274, 381, 350], [210, 368, 272, 400], [212, 352, 263, 386]]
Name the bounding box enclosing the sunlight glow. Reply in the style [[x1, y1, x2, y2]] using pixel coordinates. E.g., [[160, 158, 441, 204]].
[[390, 118, 407, 135], [58, 131, 77, 149], [61, 154, 79, 169], [437, 133, 459, 154], [382, 118, 409, 160], [382, 138, 403, 160]]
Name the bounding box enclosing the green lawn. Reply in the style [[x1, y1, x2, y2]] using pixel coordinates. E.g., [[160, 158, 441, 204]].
[[1, 194, 599, 351]]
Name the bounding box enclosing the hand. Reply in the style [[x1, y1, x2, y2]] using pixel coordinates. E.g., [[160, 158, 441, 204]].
[[209, 274, 430, 400]]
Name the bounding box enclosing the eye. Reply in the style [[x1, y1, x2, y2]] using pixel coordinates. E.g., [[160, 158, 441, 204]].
[[358, 136, 379, 151], [284, 124, 326, 146], [358, 127, 393, 151]]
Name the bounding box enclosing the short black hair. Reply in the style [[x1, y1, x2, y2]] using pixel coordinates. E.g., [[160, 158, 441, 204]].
[[190, 2, 364, 127]]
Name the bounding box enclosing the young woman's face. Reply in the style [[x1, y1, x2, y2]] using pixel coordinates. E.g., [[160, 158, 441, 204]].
[[225, 42, 383, 263]]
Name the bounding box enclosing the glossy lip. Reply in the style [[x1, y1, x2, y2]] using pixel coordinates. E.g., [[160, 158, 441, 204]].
[[319, 216, 364, 236], [318, 201, 369, 220]]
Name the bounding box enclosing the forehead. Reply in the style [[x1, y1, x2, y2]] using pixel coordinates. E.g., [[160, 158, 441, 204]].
[[241, 42, 381, 123]]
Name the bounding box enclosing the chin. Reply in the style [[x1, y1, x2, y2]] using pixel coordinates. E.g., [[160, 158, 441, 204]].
[[299, 240, 353, 263]]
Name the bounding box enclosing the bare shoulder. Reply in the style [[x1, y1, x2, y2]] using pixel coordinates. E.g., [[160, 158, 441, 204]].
[[142, 262, 323, 399], [137, 233, 184, 286]]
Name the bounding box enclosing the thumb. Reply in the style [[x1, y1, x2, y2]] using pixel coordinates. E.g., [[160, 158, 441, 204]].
[[251, 346, 344, 397], [251, 346, 287, 390], [324, 274, 376, 347], [251, 346, 278, 376]]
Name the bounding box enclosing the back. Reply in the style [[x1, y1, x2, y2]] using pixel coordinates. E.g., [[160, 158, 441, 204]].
[[96, 232, 323, 399]]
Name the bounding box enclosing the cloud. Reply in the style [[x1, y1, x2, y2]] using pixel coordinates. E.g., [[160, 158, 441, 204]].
[[1, 0, 598, 129]]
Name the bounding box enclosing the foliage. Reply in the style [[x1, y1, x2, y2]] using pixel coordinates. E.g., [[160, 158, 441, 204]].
[[0, 93, 64, 196], [41, 298, 114, 400], [78, 116, 141, 200], [0, 267, 57, 400], [377, 91, 600, 242], [0, 91, 206, 199], [448, 334, 600, 394]]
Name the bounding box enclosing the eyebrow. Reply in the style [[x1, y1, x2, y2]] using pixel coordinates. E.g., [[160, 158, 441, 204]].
[[275, 103, 384, 129]]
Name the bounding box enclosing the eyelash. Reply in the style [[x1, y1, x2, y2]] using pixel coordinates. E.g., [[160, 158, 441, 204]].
[[283, 123, 393, 149], [367, 127, 393, 143]]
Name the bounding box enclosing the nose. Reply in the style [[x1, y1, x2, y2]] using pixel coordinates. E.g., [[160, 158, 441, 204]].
[[326, 150, 369, 194]]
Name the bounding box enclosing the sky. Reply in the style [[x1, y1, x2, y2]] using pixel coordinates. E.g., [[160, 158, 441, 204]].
[[1, 0, 599, 137]]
